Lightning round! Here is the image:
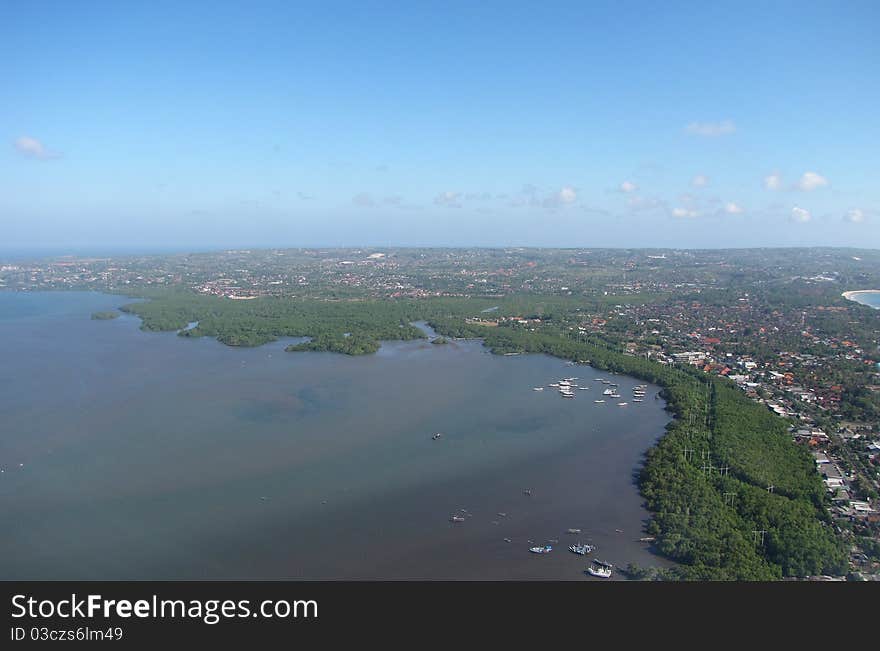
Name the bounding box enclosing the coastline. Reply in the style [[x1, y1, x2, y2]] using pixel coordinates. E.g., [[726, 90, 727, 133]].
[[842, 289, 880, 308]]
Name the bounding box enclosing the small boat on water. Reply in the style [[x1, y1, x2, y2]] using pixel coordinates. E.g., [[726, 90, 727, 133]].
[[432, 432, 443, 440], [533, 387, 544, 391], [450, 515, 465, 523], [594, 399, 605, 403], [579, 387, 589, 390], [523, 488, 532, 496], [587, 560, 613, 578], [566, 528, 582, 534], [569, 543, 595, 555], [529, 545, 552, 554], [603, 388, 615, 395], [618, 402, 628, 406], [638, 536, 656, 543], [633, 399, 643, 403]]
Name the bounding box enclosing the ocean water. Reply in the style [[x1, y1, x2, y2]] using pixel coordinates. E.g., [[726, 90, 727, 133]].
[[0, 292, 673, 579], [845, 291, 880, 309]]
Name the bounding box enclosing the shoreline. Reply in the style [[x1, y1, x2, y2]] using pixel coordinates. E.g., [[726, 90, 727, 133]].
[[842, 289, 880, 307]]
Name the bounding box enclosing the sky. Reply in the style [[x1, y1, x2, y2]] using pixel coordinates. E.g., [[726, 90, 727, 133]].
[[2, 1, 879, 252]]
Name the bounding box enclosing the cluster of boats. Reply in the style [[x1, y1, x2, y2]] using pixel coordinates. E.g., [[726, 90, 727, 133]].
[[537, 376, 584, 398], [528, 541, 613, 578], [534, 375, 647, 408]]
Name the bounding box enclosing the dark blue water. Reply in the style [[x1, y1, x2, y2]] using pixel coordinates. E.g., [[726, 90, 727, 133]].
[[0, 292, 673, 579]]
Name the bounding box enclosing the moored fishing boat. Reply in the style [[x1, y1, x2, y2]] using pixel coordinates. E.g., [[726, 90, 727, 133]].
[[569, 543, 595, 555], [586, 560, 613, 578], [529, 545, 552, 554]]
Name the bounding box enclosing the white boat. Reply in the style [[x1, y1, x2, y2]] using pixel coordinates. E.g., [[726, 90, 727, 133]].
[[562, 393, 574, 399], [618, 402, 628, 406], [566, 528, 582, 534], [533, 387, 544, 391], [594, 399, 605, 403], [587, 560, 613, 578], [432, 432, 443, 440], [603, 388, 614, 395], [450, 515, 465, 523], [569, 543, 595, 555], [529, 545, 552, 554], [633, 399, 643, 402]]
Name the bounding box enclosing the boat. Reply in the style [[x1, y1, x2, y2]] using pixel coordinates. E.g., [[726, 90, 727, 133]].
[[587, 560, 613, 578], [638, 536, 656, 543], [533, 387, 544, 391], [633, 399, 643, 403], [618, 402, 628, 406], [569, 543, 595, 555], [578, 387, 589, 390], [450, 515, 465, 523], [523, 488, 532, 496], [594, 399, 605, 403], [432, 432, 443, 440], [603, 388, 614, 395], [529, 545, 552, 554], [566, 528, 582, 534]]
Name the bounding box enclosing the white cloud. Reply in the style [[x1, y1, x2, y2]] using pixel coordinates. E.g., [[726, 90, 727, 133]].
[[684, 120, 736, 137], [13, 135, 58, 160], [672, 207, 700, 218], [763, 172, 783, 190], [691, 174, 709, 188], [843, 208, 865, 223], [352, 192, 375, 207], [724, 202, 744, 214], [619, 180, 638, 193], [557, 186, 577, 204], [790, 206, 811, 223], [434, 191, 461, 207], [795, 171, 829, 191]]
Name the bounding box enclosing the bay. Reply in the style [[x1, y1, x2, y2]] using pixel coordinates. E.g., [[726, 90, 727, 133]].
[[0, 292, 673, 579]]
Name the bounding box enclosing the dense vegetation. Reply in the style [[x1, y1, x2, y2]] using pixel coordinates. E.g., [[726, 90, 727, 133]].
[[120, 293, 426, 350], [118, 289, 845, 579]]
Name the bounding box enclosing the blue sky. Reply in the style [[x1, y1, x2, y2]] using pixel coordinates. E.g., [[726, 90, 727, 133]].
[[2, 1, 878, 251]]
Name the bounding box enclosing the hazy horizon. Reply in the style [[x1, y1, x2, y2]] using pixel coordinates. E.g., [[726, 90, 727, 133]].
[[3, 2, 878, 250]]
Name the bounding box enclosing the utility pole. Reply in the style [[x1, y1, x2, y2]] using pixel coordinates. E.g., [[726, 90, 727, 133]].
[[767, 484, 775, 494], [683, 447, 694, 462], [723, 492, 736, 506], [719, 465, 730, 477]]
